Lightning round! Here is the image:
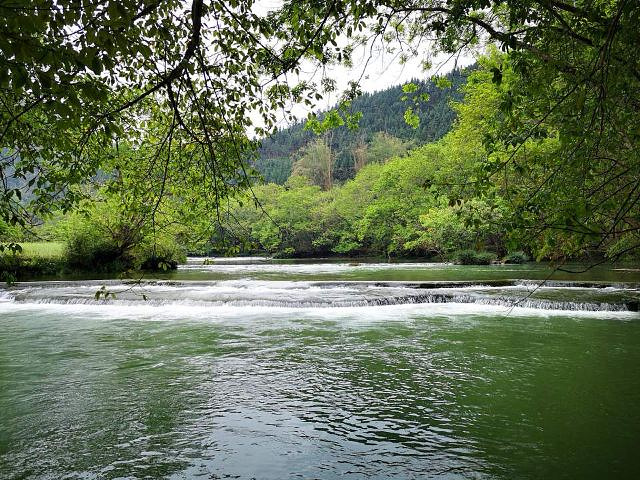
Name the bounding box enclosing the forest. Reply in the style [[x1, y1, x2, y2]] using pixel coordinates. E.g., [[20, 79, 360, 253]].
[[1, 0, 639, 277], [210, 49, 637, 264], [255, 68, 467, 184]]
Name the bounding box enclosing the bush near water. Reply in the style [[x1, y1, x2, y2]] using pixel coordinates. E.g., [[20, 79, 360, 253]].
[[1, 213, 186, 281], [453, 250, 497, 266], [503, 252, 530, 265], [1, 240, 185, 281]]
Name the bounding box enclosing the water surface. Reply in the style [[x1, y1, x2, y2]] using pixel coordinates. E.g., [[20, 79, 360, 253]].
[[1, 258, 639, 479]]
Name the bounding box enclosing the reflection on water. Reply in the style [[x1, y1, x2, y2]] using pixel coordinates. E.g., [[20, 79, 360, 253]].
[[1, 258, 640, 479]]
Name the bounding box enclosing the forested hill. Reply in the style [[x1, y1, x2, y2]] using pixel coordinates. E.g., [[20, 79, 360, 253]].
[[255, 67, 470, 184]]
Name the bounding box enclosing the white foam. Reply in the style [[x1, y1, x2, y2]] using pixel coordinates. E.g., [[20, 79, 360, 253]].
[[0, 296, 636, 322], [1, 273, 637, 325], [187, 256, 271, 264]]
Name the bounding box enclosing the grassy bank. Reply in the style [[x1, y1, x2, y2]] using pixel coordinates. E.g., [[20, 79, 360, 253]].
[[1, 241, 183, 282], [15, 242, 65, 258], [0, 242, 67, 282]]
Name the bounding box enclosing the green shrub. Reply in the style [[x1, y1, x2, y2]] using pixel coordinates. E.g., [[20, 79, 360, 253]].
[[0, 254, 66, 280], [134, 235, 186, 271], [64, 229, 133, 272], [503, 251, 529, 264], [452, 249, 476, 264], [453, 249, 497, 265], [475, 251, 498, 265]]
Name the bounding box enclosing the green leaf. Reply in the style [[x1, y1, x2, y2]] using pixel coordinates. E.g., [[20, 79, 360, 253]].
[[403, 107, 420, 129], [402, 83, 418, 93], [90, 55, 103, 75], [434, 77, 452, 89]]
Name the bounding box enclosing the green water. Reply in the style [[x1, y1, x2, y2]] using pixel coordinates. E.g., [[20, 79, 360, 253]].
[[1, 260, 639, 479]]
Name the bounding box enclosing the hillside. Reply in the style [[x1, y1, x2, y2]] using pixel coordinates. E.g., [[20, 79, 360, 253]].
[[255, 68, 470, 184]]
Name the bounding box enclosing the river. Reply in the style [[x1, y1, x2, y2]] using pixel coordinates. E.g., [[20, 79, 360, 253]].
[[1, 258, 639, 479]]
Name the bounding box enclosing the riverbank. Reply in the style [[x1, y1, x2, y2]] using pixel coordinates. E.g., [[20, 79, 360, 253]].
[[0, 242, 179, 282], [2, 241, 635, 284]]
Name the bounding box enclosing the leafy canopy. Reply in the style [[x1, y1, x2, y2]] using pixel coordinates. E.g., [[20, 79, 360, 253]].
[[2, 0, 639, 257]]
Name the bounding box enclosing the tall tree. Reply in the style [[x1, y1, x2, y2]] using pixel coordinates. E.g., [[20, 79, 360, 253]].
[[292, 137, 334, 190]]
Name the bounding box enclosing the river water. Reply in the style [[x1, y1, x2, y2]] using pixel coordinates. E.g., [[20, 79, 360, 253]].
[[1, 258, 640, 479]]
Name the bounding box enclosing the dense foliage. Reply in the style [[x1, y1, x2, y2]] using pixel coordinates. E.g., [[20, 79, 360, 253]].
[[208, 52, 640, 263], [0, 0, 359, 233], [2, 0, 639, 266]]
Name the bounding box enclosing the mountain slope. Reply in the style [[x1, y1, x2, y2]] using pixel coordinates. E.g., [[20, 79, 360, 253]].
[[255, 67, 470, 184]]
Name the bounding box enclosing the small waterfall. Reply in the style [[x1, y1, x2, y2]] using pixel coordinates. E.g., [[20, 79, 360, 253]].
[[5, 289, 635, 312], [515, 280, 640, 290], [443, 294, 633, 312], [1, 277, 638, 314], [0, 290, 14, 302]]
